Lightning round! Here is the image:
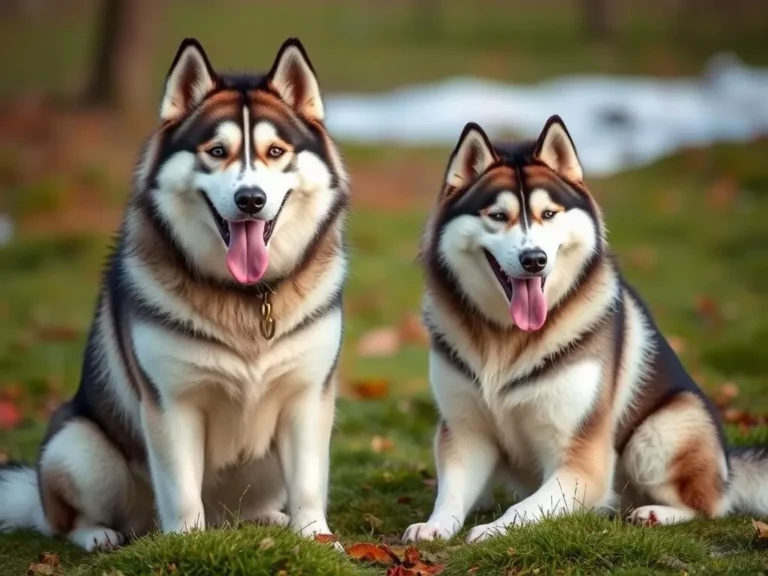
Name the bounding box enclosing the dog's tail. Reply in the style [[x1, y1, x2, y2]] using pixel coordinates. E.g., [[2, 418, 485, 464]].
[[725, 446, 768, 516], [0, 462, 52, 536]]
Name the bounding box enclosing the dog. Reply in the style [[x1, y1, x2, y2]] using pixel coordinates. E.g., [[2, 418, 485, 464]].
[[403, 116, 768, 543], [0, 37, 349, 551]]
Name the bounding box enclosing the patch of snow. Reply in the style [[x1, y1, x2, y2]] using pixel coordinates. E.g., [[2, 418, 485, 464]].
[[324, 52, 768, 176]]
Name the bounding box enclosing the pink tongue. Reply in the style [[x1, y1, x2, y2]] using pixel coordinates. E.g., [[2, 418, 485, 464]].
[[226, 221, 269, 284], [510, 278, 547, 331]]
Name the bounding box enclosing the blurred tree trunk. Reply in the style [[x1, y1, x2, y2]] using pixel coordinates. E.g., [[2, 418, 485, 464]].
[[581, 0, 616, 40], [83, 0, 159, 114]]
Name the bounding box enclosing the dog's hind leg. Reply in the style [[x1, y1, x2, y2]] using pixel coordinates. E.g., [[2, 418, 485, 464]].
[[39, 417, 141, 551], [621, 392, 729, 525]]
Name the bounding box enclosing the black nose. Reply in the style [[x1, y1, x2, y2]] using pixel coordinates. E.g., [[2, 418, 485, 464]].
[[234, 187, 267, 215], [519, 249, 547, 274]]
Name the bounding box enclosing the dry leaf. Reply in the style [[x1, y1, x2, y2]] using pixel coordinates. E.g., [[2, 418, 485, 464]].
[[346, 543, 400, 565], [397, 496, 413, 504], [0, 400, 22, 430], [666, 336, 686, 354], [399, 313, 429, 346], [351, 379, 389, 400], [694, 296, 722, 326], [259, 537, 275, 550], [313, 534, 339, 544], [706, 176, 739, 211], [357, 326, 401, 357], [403, 546, 420, 566], [387, 567, 417, 576], [371, 435, 394, 453], [37, 324, 80, 342], [38, 552, 60, 567], [627, 247, 656, 271], [752, 519, 768, 540]]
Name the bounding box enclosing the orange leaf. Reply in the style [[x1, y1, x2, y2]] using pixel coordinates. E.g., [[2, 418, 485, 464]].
[[27, 564, 55, 575], [346, 543, 400, 565], [313, 533, 339, 544], [371, 435, 394, 453], [351, 379, 389, 400], [0, 400, 22, 430], [357, 326, 401, 357], [403, 546, 420, 566], [37, 324, 80, 342], [399, 313, 429, 346], [387, 567, 417, 576], [38, 552, 60, 567], [753, 519, 768, 540]]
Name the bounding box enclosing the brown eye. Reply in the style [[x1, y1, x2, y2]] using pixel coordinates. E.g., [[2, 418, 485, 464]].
[[488, 212, 508, 223], [542, 210, 557, 220], [268, 145, 285, 159], [207, 145, 227, 159]]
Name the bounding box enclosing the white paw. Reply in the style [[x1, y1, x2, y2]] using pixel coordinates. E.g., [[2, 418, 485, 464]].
[[70, 527, 125, 552], [466, 521, 507, 543], [402, 521, 458, 542], [249, 509, 291, 527], [627, 505, 696, 526], [291, 515, 332, 539]]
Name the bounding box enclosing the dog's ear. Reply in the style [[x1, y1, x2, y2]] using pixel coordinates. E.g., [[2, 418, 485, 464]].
[[267, 38, 324, 122], [534, 115, 583, 183], [443, 122, 497, 194], [159, 38, 217, 122]]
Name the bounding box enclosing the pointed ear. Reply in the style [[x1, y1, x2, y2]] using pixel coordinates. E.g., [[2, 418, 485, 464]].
[[444, 122, 497, 191], [534, 115, 583, 182], [267, 38, 324, 122], [159, 38, 217, 122]]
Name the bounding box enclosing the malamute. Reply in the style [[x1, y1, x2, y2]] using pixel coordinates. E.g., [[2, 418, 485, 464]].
[[404, 116, 768, 543], [0, 37, 348, 551]]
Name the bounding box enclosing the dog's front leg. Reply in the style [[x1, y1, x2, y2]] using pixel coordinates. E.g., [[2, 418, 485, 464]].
[[141, 399, 206, 533], [276, 386, 333, 538]]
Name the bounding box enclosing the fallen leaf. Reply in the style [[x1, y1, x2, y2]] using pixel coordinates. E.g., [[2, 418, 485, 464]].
[[371, 435, 394, 453], [357, 326, 401, 357], [723, 408, 745, 424], [627, 247, 656, 271], [0, 400, 22, 430], [0, 382, 25, 402], [666, 336, 686, 354], [718, 382, 739, 401], [351, 379, 389, 400], [403, 546, 420, 566], [259, 537, 275, 550], [706, 175, 739, 211], [694, 296, 722, 327], [27, 564, 55, 575], [346, 543, 400, 565], [753, 519, 768, 540], [399, 313, 429, 346], [38, 552, 60, 567], [397, 496, 413, 504], [36, 324, 80, 342], [387, 567, 417, 576], [313, 533, 339, 544]]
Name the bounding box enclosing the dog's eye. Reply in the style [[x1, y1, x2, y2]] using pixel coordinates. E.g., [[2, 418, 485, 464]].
[[267, 146, 285, 159], [542, 210, 557, 220], [206, 145, 227, 159], [488, 212, 508, 223]]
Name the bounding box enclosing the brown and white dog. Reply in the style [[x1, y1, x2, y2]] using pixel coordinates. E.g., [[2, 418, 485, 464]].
[[403, 116, 768, 543], [0, 37, 348, 551]]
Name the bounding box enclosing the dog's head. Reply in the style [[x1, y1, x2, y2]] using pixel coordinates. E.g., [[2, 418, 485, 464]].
[[428, 116, 603, 330], [135, 37, 347, 286]]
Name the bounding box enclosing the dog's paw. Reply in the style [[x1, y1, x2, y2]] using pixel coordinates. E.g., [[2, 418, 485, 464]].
[[402, 521, 457, 542], [466, 521, 507, 543], [250, 509, 291, 527], [627, 505, 696, 526], [70, 526, 125, 552]]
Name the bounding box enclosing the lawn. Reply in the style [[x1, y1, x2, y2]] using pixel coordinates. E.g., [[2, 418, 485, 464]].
[[1, 1, 768, 574]]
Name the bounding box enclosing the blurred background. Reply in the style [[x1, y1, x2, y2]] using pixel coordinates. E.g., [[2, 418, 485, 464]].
[[0, 0, 767, 446]]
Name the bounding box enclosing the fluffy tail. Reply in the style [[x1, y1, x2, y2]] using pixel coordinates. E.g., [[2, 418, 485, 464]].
[[726, 447, 768, 516], [0, 463, 52, 536]]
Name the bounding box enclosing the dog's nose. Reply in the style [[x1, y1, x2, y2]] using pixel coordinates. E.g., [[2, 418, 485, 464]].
[[519, 249, 547, 274], [234, 187, 267, 215]]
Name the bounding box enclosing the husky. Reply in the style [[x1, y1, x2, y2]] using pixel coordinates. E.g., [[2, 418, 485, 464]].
[[403, 116, 768, 544], [0, 37, 348, 551]]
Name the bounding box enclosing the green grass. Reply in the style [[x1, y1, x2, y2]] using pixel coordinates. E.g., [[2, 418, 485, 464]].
[[2, 139, 768, 574]]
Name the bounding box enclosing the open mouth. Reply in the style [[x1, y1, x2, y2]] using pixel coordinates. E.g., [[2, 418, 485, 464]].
[[483, 250, 546, 301], [200, 190, 293, 247], [483, 249, 548, 332]]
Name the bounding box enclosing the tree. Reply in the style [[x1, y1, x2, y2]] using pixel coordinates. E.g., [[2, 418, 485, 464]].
[[83, 0, 160, 113]]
